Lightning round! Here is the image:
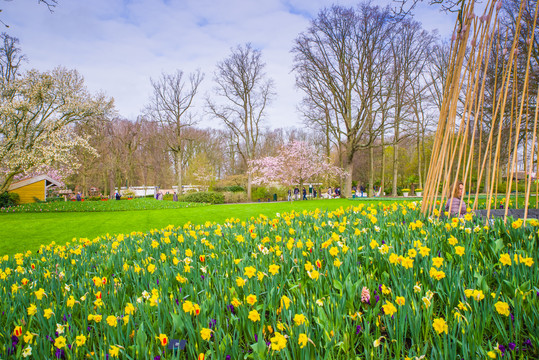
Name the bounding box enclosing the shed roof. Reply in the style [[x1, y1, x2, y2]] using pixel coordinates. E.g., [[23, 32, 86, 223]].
[[8, 175, 62, 191]]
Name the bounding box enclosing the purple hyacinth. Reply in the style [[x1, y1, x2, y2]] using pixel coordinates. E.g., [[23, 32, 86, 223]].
[[508, 343, 516, 351], [356, 325, 362, 334], [55, 348, 65, 359]]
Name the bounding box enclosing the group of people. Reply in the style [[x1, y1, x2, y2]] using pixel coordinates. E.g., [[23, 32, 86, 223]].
[[154, 191, 179, 201], [287, 186, 319, 201]]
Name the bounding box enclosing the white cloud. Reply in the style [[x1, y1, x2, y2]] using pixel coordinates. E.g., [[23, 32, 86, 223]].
[[2, 0, 455, 129]]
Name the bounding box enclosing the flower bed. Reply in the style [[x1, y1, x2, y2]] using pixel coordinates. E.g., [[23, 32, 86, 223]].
[[0, 198, 206, 213], [1, 202, 537, 358]]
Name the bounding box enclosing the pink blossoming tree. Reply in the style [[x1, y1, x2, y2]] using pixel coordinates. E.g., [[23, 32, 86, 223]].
[[249, 141, 345, 198]]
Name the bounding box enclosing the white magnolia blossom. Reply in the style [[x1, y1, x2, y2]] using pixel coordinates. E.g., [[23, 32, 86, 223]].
[[0, 66, 113, 193]]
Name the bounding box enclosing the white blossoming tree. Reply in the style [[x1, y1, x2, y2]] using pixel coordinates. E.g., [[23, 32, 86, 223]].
[[0, 34, 113, 194]]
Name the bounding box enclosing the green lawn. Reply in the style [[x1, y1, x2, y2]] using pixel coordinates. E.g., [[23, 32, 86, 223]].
[[0, 198, 402, 256]]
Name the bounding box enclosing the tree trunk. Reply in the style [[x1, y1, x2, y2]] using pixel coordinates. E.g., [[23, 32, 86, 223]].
[[417, 120, 422, 189], [380, 131, 385, 197], [369, 145, 374, 198], [247, 171, 252, 201], [392, 141, 399, 197], [174, 151, 183, 195], [344, 160, 353, 198]]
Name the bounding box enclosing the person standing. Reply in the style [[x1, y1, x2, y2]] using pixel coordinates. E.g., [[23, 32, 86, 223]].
[[445, 180, 467, 217], [76, 192, 82, 201], [173, 192, 178, 202], [294, 187, 299, 200], [302, 187, 307, 200]]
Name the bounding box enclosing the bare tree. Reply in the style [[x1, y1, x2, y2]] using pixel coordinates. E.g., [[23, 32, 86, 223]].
[[145, 69, 204, 195], [207, 43, 274, 201], [388, 18, 435, 196], [293, 4, 394, 197]]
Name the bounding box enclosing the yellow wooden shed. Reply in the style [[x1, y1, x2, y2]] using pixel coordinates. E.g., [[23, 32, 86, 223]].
[[8, 175, 62, 204]]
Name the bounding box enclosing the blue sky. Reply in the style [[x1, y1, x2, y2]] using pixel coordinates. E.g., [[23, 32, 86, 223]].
[[3, 0, 455, 129]]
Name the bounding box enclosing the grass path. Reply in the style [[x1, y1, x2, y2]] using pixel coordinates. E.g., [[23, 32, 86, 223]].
[[0, 198, 399, 256]]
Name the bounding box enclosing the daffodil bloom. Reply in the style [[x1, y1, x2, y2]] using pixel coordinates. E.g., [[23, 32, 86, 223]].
[[401, 257, 414, 269], [494, 301, 510, 316], [43, 308, 54, 319], [248, 310, 260, 322], [418, 246, 431, 257], [124, 302, 135, 315], [293, 313, 307, 326], [499, 253, 511, 266], [106, 315, 118, 327], [22, 346, 32, 358], [200, 328, 212, 341], [281, 295, 291, 310], [298, 333, 308, 348], [243, 266, 256, 279], [34, 288, 45, 300], [76, 334, 87, 346], [395, 296, 405, 306], [432, 318, 448, 334], [23, 331, 34, 344], [270, 332, 287, 351], [432, 257, 444, 268], [236, 277, 246, 287], [109, 345, 120, 357], [246, 294, 257, 305], [27, 304, 37, 316], [308, 270, 320, 280], [454, 246, 465, 256], [268, 264, 279, 275], [54, 336, 66, 349], [382, 301, 397, 316]]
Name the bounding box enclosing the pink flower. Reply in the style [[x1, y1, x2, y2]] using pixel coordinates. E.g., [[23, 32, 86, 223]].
[[361, 287, 370, 303]]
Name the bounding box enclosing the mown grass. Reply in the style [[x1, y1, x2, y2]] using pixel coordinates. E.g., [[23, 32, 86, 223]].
[[0, 198, 401, 256], [0, 197, 204, 213]]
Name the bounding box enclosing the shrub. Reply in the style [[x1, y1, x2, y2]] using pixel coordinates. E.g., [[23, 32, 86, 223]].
[[180, 191, 224, 204], [222, 191, 249, 203], [163, 194, 174, 201], [122, 189, 137, 198], [0, 192, 19, 207], [213, 185, 245, 193], [252, 187, 270, 201], [45, 196, 64, 203], [222, 185, 245, 192]]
